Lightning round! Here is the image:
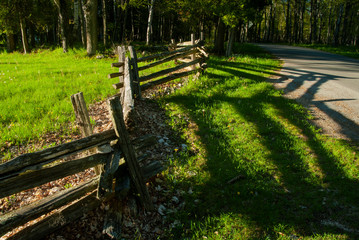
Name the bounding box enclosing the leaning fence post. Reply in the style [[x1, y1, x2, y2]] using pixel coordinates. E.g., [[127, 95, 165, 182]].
[[191, 33, 196, 70], [128, 46, 141, 99], [70, 92, 101, 175], [107, 96, 154, 211], [118, 45, 126, 104]]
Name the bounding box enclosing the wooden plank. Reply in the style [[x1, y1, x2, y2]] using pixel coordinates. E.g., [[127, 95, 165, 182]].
[[0, 130, 117, 178], [0, 177, 99, 236], [2, 160, 162, 238], [71, 92, 101, 175], [141, 69, 199, 91], [138, 48, 199, 72], [122, 57, 135, 122], [0, 153, 111, 199], [111, 62, 124, 68], [97, 148, 122, 199], [7, 191, 100, 240], [137, 44, 199, 62], [197, 46, 209, 58], [108, 72, 124, 79], [112, 82, 124, 89], [177, 40, 192, 46], [131, 134, 157, 151], [128, 46, 142, 99], [107, 96, 154, 211], [139, 57, 202, 83]]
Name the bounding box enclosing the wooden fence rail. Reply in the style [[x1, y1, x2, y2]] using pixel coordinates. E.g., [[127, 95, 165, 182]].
[[108, 34, 208, 100], [1, 34, 207, 239], [0, 95, 161, 239]]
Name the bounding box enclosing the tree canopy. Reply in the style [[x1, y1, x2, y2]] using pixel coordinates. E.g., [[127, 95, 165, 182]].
[[0, 0, 358, 55]]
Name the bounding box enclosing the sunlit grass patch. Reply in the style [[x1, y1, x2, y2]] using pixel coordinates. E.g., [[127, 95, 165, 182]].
[[160, 43, 359, 239]]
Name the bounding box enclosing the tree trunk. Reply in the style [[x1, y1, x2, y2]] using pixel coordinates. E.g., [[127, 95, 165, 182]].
[[310, 0, 318, 43], [54, 0, 70, 53], [146, 0, 155, 45], [327, 2, 332, 44], [300, 0, 305, 43], [333, 3, 344, 46], [342, 1, 352, 45], [200, 20, 204, 41], [6, 33, 16, 53], [121, 0, 128, 42], [20, 18, 30, 54], [102, 0, 107, 46], [286, 0, 291, 42], [225, 28, 235, 57], [74, 0, 80, 41], [214, 18, 225, 55], [80, 0, 87, 46], [83, 0, 98, 56]]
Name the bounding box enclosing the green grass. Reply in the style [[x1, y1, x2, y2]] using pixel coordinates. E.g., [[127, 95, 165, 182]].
[[294, 44, 359, 60], [0, 48, 117, 149], [160, 43, 359, 239]]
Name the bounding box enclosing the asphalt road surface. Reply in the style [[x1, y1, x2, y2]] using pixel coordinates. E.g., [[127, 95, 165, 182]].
[[256, 44, 359, 140]]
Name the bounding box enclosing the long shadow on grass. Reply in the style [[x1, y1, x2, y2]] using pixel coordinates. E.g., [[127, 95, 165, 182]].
[[164, 59, 359, 239]]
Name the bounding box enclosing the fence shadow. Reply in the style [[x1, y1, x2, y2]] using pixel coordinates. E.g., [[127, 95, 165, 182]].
[[163, 58, 359, 238]]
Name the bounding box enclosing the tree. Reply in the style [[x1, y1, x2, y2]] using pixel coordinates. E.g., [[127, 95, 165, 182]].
[[53, 0, 70, 52], [146, 0, 156, 45], [82, 0, 98, 56]]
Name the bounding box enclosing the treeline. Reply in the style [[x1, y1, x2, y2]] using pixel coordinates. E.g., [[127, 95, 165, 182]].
[[254, 0, 359, 46], [0, 0, 358, 57]]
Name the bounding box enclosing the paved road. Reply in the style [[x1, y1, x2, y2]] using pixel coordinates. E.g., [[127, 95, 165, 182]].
[[256, 44, 359, 140]]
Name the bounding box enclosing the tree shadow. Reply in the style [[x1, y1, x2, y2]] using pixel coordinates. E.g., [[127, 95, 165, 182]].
[[163, 58, 359, 239]]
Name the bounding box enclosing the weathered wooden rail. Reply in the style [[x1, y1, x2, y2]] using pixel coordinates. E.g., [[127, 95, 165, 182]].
[[1, 34, 207, 239], [108, 34, 208, 99], [0, 96, 162, 239]]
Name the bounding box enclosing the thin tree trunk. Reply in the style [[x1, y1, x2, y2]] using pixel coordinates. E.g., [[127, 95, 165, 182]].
[[310, 0, 318, 43], [122, 0, 128, 42], [6, 33, 15, 53], [80, 0, 87, 46], [286, 0, 291, 42], [74, 0, 80, 41], [54, 0, 69, 52], [333, 3, 344, 46], [20, 18, 30, 54], [300, 0, 305, 43], [225, 28, 235, 57], [83, 0, 98, 56], [214, 18, 225, 55], [146, 0, 155, 45], [200, 20, 204, 41], [102, 0, 107, 46], [326, 0, 332, 44]]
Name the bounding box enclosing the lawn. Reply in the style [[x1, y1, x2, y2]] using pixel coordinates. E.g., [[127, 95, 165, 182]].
[[0, 48, 118, 151], [160, 44, 359, 239]]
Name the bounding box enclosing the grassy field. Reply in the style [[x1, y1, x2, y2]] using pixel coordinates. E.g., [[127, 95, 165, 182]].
[[0, 46, 176, 160], [160, 44, 359, 239], [294, 44, 359, 60], [0, 48, 118, 150]]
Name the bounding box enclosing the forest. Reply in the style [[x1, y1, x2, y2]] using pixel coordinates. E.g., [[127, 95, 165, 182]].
[[0, 0, 358, 56]]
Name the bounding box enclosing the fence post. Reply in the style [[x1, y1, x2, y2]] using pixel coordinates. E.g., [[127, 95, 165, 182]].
[[128, 46, 141, 99], [170, 39, 178, 64], [122, 57, 135, 123], [117, 46, 126, 104], [191, 33, 196, 70], [107, 96, 154, 211], [70, 92, 101, 175]]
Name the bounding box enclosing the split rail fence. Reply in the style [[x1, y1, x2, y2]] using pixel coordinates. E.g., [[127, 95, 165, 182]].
[[0, 35, 208, 239]]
